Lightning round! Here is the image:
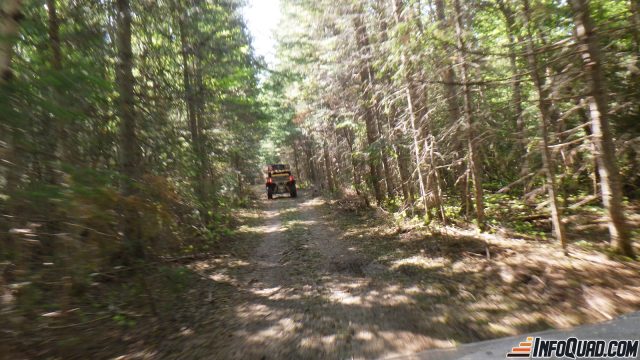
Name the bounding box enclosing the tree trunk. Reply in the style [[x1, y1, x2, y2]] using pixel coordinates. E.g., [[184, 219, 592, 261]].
[[577, 99, 600, 196], [522, 0, 567, 251], [377, 116, 395, 198], [0, 0, 23, 265], [497, 0, 532, 198], [46, 0, 61, 99], [0, 0, 22, 84], [630, 0, 640, 54], [44, 0, 61, 185], [177, 14, 207, 203], [434, 0, 460, 127], [388, 104, 415, 205], [453, 0, 485, 229], [193, 43, 212, 197], [1, 0, 23, 193], [343, 127, 363, 195], [569, 0, 634, 257], [32, 0, 64, 257], [376, 8, 414, 205], [392, 0, 429, 216], [293, 139, 302, 182], [115, 0, 143, 259], [434, 0, 471, 214], [496, 0, 525, 153], [353, 13, 385, 205], [323, 138, 335, 192], [303, 139, 318, 185], [427, 134, 446, 223]]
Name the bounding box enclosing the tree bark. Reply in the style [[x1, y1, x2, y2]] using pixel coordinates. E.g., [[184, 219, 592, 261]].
[[392, 0, 429, 216], [0, 0, 22, 84], [434, 0, 472, 214], [323, 138, 335, 192], [496, 0, 525, 152], [453, 0, 485, 229], [47, 0, 62, 87], [115, 0, 143, 259], [376, 6, 414, 205], [389, 104, 415, 205], [353, 13, 385, 205], [177, 13, 207, 203], [569, 0, 634, 257], [377, 116, 395, 198], [303, 138, 318, 185], [44, 0, 62, 185], [343, 126, 363, 196], [0, 0, 23, 263], [522, 0, 567, 251], [293, 139, 302, 182], [1, 0, 23, 189], [630, 0, 640, 54], [434, 0, 461, 127]]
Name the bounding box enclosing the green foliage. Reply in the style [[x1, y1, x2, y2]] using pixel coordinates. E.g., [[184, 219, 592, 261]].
[[384, 196, 405, 213], [158, 266, 191, 295], [0, 0, 270, 346], [512, 221, 547, 238], [442, 204, 463, 221], [270, 0, 640, 254], [112, 313, 136, 328]]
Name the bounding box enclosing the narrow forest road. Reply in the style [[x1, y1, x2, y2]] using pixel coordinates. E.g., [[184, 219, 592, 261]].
[[150, 188, 640, 360], [156, 189, 454, 359]]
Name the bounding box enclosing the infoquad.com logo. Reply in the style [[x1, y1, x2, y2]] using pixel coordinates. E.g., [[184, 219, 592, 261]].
[[506, 336, 639, 358]]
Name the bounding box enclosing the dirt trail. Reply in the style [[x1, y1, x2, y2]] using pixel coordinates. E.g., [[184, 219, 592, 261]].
[[159, 190, 451, 359], [150, 188, 640, 360]]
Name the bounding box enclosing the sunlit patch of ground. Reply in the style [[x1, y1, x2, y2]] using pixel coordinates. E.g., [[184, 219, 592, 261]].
[[334, 198, 640, 345], [145, 190, 640, 359], [391, 255, 449, 271]]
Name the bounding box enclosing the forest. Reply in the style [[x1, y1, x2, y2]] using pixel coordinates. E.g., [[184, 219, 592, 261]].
[[272, 0, 640, 255], [1, 0, 639, 358]]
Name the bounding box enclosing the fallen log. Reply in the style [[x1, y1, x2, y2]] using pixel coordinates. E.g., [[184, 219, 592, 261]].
[[497, 172, 536, 193], [568, 194, 599, 209], [516, 214, 549, 222]]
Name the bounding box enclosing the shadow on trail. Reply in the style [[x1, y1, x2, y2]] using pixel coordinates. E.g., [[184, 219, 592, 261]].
[[151, 189, 640, 359], [267, 196, 298, 201]]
